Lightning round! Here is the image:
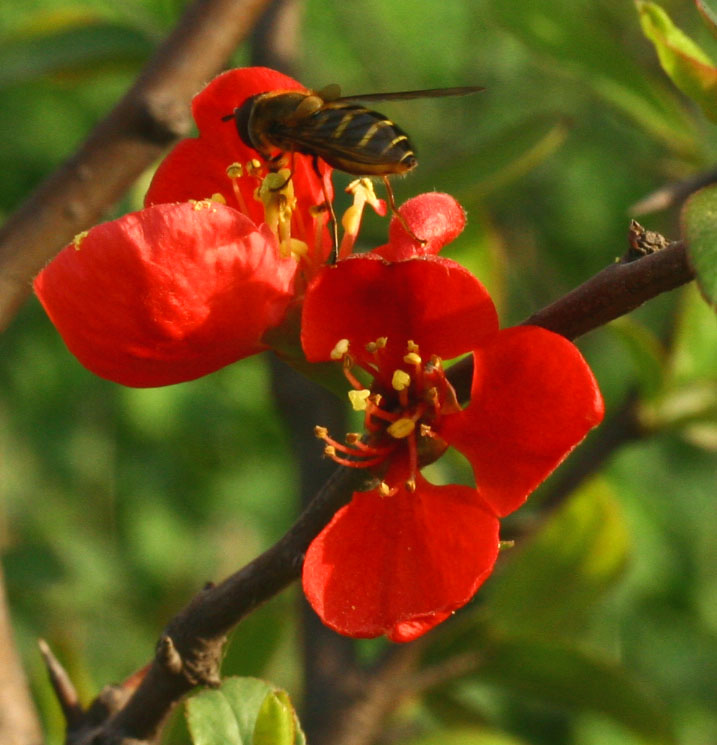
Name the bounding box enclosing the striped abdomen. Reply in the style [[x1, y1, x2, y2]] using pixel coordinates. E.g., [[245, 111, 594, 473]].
[[268, 101, 418, 176]]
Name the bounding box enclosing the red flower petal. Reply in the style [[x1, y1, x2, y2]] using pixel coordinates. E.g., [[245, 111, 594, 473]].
[[145, 68, 330, 247], [302, 474, 500, 641], [301, 256, 498, 375], [191, 66, 303, 137], [34, 202, 297, 387], [438, 326, 605, 517], [374, 193, 467, 261]]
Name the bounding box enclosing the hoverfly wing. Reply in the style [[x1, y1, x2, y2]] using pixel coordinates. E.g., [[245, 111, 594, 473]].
[[335, 86, 484, 103], [271, 103, 415, 174]]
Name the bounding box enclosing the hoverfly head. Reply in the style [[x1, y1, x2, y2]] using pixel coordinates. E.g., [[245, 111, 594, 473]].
[[222, 93, 263, 152]]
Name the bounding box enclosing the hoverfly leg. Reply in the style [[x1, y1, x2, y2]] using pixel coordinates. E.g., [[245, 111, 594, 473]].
[[312, 155, 339, 263], [381, 176, 427, 246]]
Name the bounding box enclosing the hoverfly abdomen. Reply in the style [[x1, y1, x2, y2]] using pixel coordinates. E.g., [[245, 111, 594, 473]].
[[299, 102, 417, 176]]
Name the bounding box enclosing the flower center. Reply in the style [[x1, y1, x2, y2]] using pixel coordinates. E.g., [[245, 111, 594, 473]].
[[315, 338, 460, 494], [221, 163, 386, 277]]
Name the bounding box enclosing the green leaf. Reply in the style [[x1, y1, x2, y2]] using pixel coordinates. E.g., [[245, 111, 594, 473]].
[[478, 637, 676, 744], [186, 677, 305, 745], [485, 481, 630, 637], [669, 285, 717, 382], [636, 1, 717, 122], [253, 691, 298, 745], [406, 728, 529, 745], [488, 0, 696, 152], [458, 116, 571, 200], [606, 318, 667, 398], [0, 22, 152, 88], [696, 0, 717, 39], [681, 184, 717, 306]]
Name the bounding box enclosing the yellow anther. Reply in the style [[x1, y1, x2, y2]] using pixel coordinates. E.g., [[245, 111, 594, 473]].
[[330, 339, 350, 360], [366, 337, 388, 355], [419, 423, 432, 437], [404, 352, 422, 366], [72, 230, 89, 250], [210, 192, 227, 204], [257, 169, 296, 242], [392, 369, 411, 391], [387, 418, 415, 439], [226, 163, 243, 179], [314, 426, 328, 439], [407, 340, 419, 353], [369, 393, 382, 407], [247, 159, 263, 176], [499, 540, 516, 552], [378, 481, 392, 497], [324, 445, 336, 457], [279, 238, 309, 259], [191, 199, 215, 211], [348, 389, 371, 411], [345, 432, 361, 444], [405, 478, 417, 493], [263, 171, 290, 192]]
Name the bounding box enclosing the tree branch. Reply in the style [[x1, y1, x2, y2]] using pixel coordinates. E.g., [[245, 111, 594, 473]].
[[0, 563, 43, 745], [55, 237, 694, 744], [448, 239, 694, 400], [0, 0, 273, 333]]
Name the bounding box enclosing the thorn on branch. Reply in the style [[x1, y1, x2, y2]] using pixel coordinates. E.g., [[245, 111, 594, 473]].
[[155, 632, 224, 688], [38, 638, 84, 728], [156, 635, 183, 676]]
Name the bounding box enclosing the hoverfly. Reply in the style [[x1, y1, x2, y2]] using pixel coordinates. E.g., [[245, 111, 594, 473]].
[[222, 83, 483, 259]]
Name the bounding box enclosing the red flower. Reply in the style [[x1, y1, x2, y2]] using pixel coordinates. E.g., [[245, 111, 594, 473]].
[[34, 202, 297, 387], [300, 238, 604, 642], [145, 66, 333, 265], [34, 67, 337, 387]]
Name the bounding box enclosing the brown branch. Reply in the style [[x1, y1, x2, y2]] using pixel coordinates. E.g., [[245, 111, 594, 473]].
[[448, 239, 694, 400], [0, 0, 273, 333], [69, 465, 376, 744], [0, 563, 43, 745]]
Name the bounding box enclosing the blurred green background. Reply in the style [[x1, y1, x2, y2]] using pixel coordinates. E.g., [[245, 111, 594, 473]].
[[0, 1, 715, 744]]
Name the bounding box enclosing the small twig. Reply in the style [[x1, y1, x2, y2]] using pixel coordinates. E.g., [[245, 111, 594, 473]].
[[37, 639, 83, 729], [74, 464, 376, 744], [630, 165, 717, 215], [330, 643, 423, 745], [0, 564, 43, 745], [448, 238, 694, 401]]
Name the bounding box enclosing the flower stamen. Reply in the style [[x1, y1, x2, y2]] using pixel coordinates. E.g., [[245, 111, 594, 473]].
[[338, 179, 387, 259], [226, 162, 251, 216]]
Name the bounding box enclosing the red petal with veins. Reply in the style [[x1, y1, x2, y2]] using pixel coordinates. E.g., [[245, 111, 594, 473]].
[[301, 256, 498, 375], [34, 202, 297, 387], [439, 326, 605, 517], [145, 67, 331, 247], [302, 474, 500, 641], [374, 193, 467, 260]]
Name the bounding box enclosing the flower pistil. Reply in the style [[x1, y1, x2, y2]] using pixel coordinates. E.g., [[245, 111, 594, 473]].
[[315, 336, 455, 494]]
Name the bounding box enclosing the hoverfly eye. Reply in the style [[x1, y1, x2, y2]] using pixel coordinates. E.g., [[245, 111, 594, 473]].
[[233, 94, 261, 150]]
